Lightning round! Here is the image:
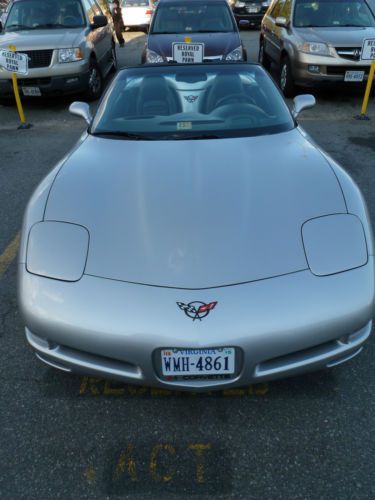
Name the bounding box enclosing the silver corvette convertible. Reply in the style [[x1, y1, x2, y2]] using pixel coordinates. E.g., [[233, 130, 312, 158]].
[[18, 63, 374, 390]]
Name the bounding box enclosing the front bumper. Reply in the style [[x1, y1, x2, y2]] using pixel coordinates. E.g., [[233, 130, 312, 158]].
[[0, 70, 90, 97], [19, 260, 375, 391], [292, 53, 372, 86]]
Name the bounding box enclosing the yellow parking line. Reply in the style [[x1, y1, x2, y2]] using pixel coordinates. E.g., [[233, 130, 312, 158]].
[[0, 233, 20, 278]]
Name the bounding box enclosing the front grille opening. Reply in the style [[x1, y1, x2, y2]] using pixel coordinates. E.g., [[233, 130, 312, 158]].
[[55, 343, 141, 376], [17, 78, 51, 86], [327, 66, 370, 76], [19, 50, 53, 68], [335, 47, 362, 61], [257, 340, 338, 374]]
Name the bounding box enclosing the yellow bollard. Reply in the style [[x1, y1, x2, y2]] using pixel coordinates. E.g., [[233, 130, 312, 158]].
[[356, 60, 375, 120], [8, 44, 31, 129]]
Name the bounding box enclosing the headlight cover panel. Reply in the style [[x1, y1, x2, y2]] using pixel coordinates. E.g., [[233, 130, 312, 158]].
[[26, 221, 89, 281], [302, 214, 368, 276]]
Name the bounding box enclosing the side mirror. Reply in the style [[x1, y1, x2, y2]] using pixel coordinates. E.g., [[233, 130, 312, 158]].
[[69, 101, 92, 125], [91, 15, 108, 30], [239, 20, 250, 28], [292, 94, 316, 118], [275, 16, 288, 28]]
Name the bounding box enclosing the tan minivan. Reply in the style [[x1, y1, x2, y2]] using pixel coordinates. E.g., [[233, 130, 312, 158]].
[[0, 0, 116, 100], [259, 0, 375, 96]]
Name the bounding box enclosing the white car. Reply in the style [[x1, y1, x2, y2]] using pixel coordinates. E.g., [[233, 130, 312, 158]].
[[122, 0, 154, 33]]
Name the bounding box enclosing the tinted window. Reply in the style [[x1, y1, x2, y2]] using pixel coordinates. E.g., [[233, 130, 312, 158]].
[[91, 64, 294, 140], [5, 0, 85, 29], [151, 2, 235, 34], [294, 0, 375, 27]]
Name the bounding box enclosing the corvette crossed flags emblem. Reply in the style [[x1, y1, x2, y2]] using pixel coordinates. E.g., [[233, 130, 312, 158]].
[[176, 301, 218, 321]]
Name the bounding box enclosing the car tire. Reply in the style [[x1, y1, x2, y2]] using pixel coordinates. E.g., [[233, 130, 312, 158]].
[[85, 58, 103, 101], [279, 55, 296, 98], [258, 39, 271, 71]]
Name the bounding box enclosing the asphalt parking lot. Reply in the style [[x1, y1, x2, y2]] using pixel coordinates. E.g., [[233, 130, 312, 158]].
[[1, 29, 375, 499]]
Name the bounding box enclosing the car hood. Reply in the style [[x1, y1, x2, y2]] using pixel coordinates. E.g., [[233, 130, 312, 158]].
[[147, 32, 240, 58], [45, 129, 346, 289], [295, 26, 375, 46], [0, 28, 84, 50]]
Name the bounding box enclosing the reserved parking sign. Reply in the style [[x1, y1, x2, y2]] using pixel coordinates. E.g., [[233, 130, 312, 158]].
[[0, 49, 28, 74], [361, 39, 375, 61]]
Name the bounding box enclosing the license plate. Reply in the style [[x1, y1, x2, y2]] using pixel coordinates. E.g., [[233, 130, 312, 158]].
[[172, 43, 204, 63], [344, 70, 364, 82], [161, 347, 235, 376], [22, 86, 41, 96], [247, 6, 260, 12]]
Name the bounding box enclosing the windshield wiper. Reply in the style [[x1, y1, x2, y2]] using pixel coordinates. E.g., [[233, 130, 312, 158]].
[[92, 131, 154, 140], [298, 24, 324, 27], [29, 23, 68, 29], [194, 30, 231, 33], [341, 24, 367, 27], [5, 24, 33, 30], [170, 133, 220, 140], [152, 31, 180, 34]]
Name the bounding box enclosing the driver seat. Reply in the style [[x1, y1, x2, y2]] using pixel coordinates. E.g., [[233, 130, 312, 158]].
[[200, 73, 244, 114], [136, 76, 182, 116]]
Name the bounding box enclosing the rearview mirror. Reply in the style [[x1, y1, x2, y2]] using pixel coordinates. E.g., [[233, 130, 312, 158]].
[[275, 16, 288, 28], [292, 94, 316, 118], [69, 101, 92, 125], [91, 15, 108, 30]]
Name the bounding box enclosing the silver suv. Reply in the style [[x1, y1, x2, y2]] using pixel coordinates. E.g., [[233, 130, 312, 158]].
[[259, 0, 375, 96], [0, 0, 116, 100]]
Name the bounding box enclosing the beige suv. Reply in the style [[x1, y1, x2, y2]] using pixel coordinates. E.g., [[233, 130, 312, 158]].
[[259, 0, 375, 96], [0, 0, 116, 100]]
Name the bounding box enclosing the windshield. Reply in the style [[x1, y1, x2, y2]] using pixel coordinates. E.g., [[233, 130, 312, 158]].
[[5, 0, 85, 31], [151, 1, 235, 34], [294, 0, 375, 28], [91, 64, 294, 140]]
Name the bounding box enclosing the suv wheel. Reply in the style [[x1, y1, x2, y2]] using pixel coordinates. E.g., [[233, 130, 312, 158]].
[[279, 56, 296, 98], [258, 39, 271, 71], [85, 59, 103, 101]]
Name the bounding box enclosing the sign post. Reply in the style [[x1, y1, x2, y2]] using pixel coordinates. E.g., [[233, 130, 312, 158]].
[[0, 45, 32, 129], [356, 39, 375, 120]]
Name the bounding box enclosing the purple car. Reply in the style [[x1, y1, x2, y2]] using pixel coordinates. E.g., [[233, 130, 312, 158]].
[[142, 0, 247, 63]]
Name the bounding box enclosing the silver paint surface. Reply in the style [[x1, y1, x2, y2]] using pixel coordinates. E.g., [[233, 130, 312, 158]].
[[45, 129, 346, 288], [18, 110, 375, 389]]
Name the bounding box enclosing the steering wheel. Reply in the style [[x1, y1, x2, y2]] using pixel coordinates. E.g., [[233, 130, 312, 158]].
[[213, 102, 270, 120], [214, 93, 255, 109], [63, 15, 78, 25]]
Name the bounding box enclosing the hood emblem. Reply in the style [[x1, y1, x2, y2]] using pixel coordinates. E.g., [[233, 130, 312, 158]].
[[177, 301, 218, 321], [184, 95, 199, 103]]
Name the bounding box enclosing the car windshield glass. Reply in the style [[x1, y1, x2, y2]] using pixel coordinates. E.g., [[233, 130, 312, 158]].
[[5, 0, 85, 31], [294, 0, 375, 28], [151, 1, 235, 34], [91, 64, 295, 140]]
